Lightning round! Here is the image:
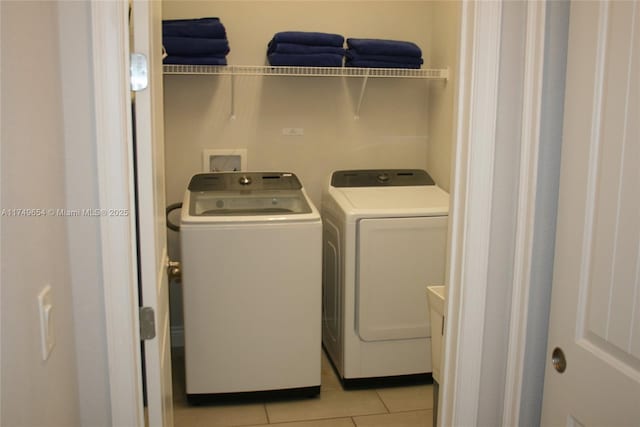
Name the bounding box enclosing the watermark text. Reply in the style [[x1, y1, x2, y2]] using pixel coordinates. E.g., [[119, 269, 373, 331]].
[[1, 208, 129, 217]]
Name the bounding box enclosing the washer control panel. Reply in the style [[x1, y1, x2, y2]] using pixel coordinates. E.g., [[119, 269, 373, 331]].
[[189, 172, 302, 192]]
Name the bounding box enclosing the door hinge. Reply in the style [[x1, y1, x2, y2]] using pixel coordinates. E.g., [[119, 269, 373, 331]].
[[139, 306, 156, 340], [130, 53, 148, 92]]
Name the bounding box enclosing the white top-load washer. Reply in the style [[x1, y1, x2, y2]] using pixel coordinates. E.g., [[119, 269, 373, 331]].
[[180, 172, 321, 403], [321, 169, 449, 385]]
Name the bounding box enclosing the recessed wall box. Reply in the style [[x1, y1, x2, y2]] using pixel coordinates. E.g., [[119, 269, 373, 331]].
[[202, 149, 247, 172]]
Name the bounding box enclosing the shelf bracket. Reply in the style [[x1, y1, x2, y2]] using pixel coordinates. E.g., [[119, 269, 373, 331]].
[[354, 71, 370, 119], [230, 73, 236, 119]]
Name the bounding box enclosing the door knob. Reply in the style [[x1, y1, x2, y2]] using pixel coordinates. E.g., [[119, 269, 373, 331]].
[[552, 347, 567, 373]]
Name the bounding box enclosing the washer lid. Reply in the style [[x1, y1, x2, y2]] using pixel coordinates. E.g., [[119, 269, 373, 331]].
[[187, 172, 311, 216], [188, 189, 312, 216], [182, 172, 320, 223]]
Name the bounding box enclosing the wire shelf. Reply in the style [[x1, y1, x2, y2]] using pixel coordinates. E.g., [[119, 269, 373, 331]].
[[163, 64, 449, 80], [163, 64, 449, 118]]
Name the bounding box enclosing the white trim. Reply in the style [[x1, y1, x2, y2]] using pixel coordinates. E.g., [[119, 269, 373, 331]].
[[0, 1, 3, 423], [502, 2, 548, 425], [440, 1, 503, 426], [90, 2, 144, 426], [576, 0, 609, 342]]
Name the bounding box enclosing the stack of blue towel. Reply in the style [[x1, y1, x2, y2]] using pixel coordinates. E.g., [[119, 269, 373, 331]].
[[162, 18, 230, 65], [345, 38, 423, 69], [267, 31, 345, 67]]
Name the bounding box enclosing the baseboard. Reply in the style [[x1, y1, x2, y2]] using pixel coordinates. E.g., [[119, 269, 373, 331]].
[[187, 385, 321, 405]]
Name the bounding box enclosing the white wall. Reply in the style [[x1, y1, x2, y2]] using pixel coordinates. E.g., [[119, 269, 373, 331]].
[[1, 2, 81, 425], [161, 1, 431, 207], [1, 2, 114, 425], [161, 0, 457, 240], [427, 1, 460, 193]]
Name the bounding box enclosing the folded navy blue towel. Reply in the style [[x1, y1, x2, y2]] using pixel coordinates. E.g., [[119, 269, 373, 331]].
[[347, 38, 422, 58], [345, 59, 421, 69], [163, 55, 227, 66], [267, 53, 344, 67], [163, 36, 230, 56], [163, 18, 226, 39], [270, 31, 344, 47], [346, 50, 423, 65], [268, 42, 345, 56]]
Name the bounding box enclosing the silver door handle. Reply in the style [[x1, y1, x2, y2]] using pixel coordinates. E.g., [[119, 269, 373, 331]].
[[552, 347, 567, 373]]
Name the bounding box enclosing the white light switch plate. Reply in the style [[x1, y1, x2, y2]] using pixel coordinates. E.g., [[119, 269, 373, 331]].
[[37, 285, 55, 361]]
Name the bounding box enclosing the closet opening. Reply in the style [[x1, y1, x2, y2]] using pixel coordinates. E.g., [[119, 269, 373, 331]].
[[156, 1, 462, 425]]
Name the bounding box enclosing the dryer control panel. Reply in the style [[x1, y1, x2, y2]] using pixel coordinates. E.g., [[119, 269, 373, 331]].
[[331, 169, 435, 187]]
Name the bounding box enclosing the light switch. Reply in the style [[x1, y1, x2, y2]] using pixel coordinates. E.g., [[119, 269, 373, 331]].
[[37, 285, 55, 361]]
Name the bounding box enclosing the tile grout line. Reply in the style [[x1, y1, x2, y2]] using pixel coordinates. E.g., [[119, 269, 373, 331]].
[[374, 389, 391, 414], [263, 401, 270, 425], [261, 415, 361, 426]]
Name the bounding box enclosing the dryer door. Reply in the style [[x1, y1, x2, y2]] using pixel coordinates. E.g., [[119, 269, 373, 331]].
[[356, 216, 447, 342]]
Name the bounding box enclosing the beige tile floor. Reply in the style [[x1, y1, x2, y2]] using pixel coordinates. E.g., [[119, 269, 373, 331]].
[[171, 348, 434, 427]]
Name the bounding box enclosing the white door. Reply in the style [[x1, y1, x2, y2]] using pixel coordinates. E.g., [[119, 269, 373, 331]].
[[131, 1, 173, 426], [541, 1, 640, 425]]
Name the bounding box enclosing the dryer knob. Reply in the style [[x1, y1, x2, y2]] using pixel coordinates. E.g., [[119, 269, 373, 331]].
[[239, 176, 252, 185]]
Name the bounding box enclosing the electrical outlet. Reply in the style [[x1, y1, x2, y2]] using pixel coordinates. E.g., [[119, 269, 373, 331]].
[[282, 128, 304, 136]]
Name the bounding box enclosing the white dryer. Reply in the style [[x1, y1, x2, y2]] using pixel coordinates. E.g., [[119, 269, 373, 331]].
[[321, 169, 449, 385]]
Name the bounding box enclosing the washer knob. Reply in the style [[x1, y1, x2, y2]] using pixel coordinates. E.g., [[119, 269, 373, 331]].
[[377, 173, 390, 183], [239, 175, 252, 185]]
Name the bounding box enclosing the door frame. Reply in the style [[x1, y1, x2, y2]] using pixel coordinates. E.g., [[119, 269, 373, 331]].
[[439, 0, 555, 425], [501, 1, 548, 425], [90, 2, 145, 426], [438, 1, 504, 425], [90, 0, 558, 425]]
